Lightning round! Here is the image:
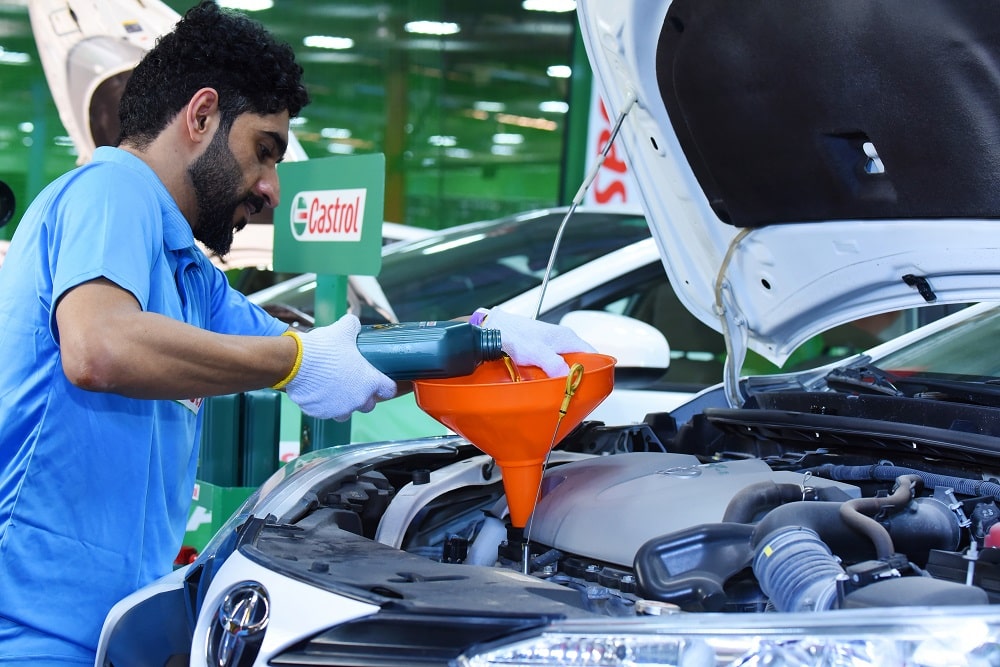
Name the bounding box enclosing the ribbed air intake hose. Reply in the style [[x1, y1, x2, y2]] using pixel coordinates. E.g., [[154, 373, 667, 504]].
[[752, 526, 844, 611]]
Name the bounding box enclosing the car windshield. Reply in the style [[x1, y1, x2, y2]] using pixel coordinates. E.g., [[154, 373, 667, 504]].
[[255, 210, 652, 324], [872, 304, 1000, 382]]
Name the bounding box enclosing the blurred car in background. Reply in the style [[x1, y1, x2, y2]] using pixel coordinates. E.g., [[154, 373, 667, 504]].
[[198, 220, 432, 287], [249, 206, 943, 424], [252, 207, 676, 435], [252, 207, 682, 422]]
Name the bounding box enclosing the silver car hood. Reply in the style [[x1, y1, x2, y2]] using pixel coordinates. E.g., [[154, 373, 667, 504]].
[[576, 0, 1000, 386]]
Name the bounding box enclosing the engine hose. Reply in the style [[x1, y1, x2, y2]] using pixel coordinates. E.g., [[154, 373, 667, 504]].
[[812, 464, 1000, 500], [753, 526, 844, 611], [723, 481, 852, 524], [751, 501, 878, 563], [530, 548, 563, 569], [838, 475, 921, 560], [723, 482, 806, 524]]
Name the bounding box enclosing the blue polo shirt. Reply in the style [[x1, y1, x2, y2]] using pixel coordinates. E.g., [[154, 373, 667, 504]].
[[0, 146, 286, 660]]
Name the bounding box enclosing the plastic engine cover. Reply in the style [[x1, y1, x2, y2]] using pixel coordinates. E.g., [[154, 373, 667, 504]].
[[528, 453, 859, 566]]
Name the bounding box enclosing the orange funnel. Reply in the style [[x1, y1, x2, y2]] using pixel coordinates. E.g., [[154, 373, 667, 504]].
[[413, 352, 615, 528]]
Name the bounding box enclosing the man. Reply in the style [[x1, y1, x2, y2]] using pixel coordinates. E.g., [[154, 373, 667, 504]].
[[0, 2, 591, 663]]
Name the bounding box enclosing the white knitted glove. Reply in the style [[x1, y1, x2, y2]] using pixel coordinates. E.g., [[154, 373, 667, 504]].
[[480, 308, 596, 377], [284, 314, 398, 421]]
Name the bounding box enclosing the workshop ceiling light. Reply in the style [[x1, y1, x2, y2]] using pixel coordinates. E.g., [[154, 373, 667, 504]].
[[428, 135, 457, 147], [0, 46, 29, 65], [474, 101, 506, 113], [492, 133, 524, 145], [522, 0, 577, 12], [303, 35, 354, 50], [217, 0, 273, 10], [539, 100, 569, 113], [320, 128, 352, 139], [546, 65, 572, 78], [404, 21, 461, 36], [495, 113, 559, 131]]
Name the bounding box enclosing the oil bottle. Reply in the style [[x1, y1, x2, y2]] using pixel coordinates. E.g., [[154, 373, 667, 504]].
[[356, 320, 503, 380]]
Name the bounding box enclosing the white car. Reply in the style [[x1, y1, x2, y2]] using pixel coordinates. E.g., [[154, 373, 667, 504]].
[[249, 207, 688, 426], [250, 207, 928, 430], [197, 220, 433, 277], [97, 1, 1000, 665]]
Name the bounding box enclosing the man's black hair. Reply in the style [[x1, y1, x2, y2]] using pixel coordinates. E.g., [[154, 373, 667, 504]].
[[117, 0, 310, 149]]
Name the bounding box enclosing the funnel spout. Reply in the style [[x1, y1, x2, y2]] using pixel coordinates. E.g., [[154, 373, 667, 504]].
[[502, 463, 545, 528]]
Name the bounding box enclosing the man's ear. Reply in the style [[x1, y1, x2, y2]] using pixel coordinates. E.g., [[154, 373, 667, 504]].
[[185, 88, 220, 143]]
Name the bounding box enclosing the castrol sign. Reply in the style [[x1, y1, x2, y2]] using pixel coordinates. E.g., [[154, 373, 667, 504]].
[[273, 154, 384, 277], [290, 189, 367, 242]]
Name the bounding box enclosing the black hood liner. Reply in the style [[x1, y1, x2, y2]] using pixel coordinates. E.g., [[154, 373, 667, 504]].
[[657, 1, 1000, 227]]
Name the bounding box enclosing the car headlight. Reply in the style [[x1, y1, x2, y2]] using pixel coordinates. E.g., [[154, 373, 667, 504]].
[[458, 607, 1000, 666]]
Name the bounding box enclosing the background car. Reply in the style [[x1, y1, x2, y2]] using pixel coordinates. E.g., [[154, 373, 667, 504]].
[[197, 220, 433, 287], [252, 207, 675, 446], [250, 206, 952, 433]]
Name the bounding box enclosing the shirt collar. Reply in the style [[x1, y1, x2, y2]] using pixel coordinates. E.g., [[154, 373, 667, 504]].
[[91, 146, 194, 253]]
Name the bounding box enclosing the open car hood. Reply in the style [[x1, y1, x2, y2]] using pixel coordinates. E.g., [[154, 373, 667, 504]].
[[576, 0, 1000, 382]]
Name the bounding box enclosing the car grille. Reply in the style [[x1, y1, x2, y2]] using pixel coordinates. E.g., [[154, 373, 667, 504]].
[[269, 610, 548, 666]]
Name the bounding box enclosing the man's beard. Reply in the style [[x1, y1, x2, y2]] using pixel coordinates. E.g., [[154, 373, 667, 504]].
[[189, 129, 264, 256]]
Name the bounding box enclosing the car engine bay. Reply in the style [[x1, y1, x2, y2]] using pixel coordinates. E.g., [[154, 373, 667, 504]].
[[241, 376, 1000, 620]]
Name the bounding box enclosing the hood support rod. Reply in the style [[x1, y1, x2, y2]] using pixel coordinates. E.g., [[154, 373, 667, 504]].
[[715, 229, 752, 408]]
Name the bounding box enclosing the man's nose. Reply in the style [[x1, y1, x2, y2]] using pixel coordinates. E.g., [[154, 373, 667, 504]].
[[257, 170, 280, 209]]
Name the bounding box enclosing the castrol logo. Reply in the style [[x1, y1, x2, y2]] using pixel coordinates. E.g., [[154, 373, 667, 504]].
[[289, 188, 367, 242]]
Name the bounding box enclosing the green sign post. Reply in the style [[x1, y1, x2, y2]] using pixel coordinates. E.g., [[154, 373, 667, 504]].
[[273, 154, 386, 452]]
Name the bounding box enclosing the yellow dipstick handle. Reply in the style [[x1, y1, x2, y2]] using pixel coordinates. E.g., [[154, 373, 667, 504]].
[[559, 363, 585, 416]]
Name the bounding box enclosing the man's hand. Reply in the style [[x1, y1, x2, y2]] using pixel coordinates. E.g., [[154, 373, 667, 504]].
[[479, 308, 596, 377], [285, 314, 398, 421]]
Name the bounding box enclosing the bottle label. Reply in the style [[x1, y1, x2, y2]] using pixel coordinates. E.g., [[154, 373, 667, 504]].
[[368, 321, 438, 330]]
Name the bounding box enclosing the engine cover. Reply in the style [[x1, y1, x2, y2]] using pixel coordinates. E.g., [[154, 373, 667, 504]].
[[528, 453, 859, 566]]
